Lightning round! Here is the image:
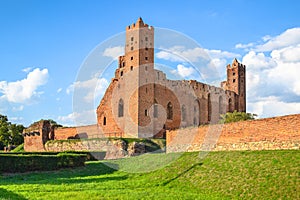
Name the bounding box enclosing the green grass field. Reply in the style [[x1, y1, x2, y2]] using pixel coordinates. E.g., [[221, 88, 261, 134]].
[[0, 150, 299, 199]]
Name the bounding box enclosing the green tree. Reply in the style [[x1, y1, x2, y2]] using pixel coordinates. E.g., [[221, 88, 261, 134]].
[[0, 114, 24, 147], [219, 111, 257, 124]]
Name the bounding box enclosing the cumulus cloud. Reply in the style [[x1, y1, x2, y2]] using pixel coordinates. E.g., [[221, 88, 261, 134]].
[[0, 68, 49, 103], [235, 42, 254, 49], [67, 77, 109, 103], [156, 46, 240, 64], [247, 96, 300, 118], [103, 46, 124, 59], [171, 64, 196, 78], [57, 110, 97, 126], [22, 67, 32, 73], [57, 88, 62, 93], [240, 27, 300, 118], [255, 27, 300, 51], [12, 105, 24, 112]]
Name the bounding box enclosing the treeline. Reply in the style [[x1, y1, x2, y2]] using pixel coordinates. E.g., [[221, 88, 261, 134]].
[[0, 114, 24, 150]]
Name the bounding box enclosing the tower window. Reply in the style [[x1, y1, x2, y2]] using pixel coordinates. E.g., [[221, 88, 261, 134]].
[[145, 47, 148, 51], [122, 62, 125, 67], [233, 72, 236, 76], [131, 66, 133, 71], [167, 102, 173, 120], [145, 109, 148, 116], [145, 57, 148, 60], [120, 71, 123, 76], [145, 37, 148, 41], [154, 104, 158, 118], [103, 117, 106, 126], [181, 105, 186, 122], [131, 37, 134, 41], [131, 56, 133, 60], [146, 87, 148, 93], [131, 47, 133, 51], [233, 79, 236, 83], [118, 99, 124, 117]]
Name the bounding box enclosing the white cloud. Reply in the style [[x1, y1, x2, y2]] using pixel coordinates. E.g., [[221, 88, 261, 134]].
[[9, 116, 24, 124], [156, 46, 239, 63], [12, 105, 24, 111], [248, 96, 300, 118], [240, 27, 300, 118], [103, 46, 124, 59], [66, 77, 109, 103], [22, 67, 32, 73], [57, 110, 96, 126], [256, 27, 300, 51], [57, 88, 62, 93], [156, 50, 184, 62], [0, 68, 49, 103], [242, 51, 276, 70], [235, 42, 254, 49], [171, 64, 196, 78]]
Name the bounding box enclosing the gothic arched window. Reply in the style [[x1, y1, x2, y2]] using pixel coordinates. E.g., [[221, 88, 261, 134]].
[[118, 99, 124, 117], [167, 102, 173, 120], [181, 105, 186, 122]]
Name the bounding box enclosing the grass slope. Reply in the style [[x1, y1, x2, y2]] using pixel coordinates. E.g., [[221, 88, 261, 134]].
[[0, 150, 299, 200]]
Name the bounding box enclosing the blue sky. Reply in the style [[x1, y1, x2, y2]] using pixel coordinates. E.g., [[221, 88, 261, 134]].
[[1, 0, 300, 126]]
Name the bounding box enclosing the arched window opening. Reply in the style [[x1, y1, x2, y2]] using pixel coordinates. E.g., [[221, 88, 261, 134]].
[[181, 105, 186, 122], [103, 117, 106, 126], [228, 98, 234, 112], [219, 96, 223, 115], [167, 102, 173, 120], [194, 99, 200, 126], [154, 99, 158, 118], [118, 99, 124, 117], [208, 94, 212, 122]]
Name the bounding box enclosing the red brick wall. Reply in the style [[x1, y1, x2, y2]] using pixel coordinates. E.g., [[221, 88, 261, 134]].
[[167, 114, 300, 152]]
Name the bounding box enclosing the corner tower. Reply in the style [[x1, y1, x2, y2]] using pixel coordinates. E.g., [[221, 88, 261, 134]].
[[225, 58, 246, 112]]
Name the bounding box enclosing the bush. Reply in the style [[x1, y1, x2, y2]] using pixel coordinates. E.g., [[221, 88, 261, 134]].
[[219, 111, 257, 124], [0, 153, 86, 173]]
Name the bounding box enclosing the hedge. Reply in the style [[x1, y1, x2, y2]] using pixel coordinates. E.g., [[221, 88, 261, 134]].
[[0, 151, 106, 161], [0, 153, 86, 173]]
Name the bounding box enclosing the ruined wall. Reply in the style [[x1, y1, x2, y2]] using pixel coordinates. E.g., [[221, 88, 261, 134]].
[[167, 114, 300, 152], [55, 124, 102, 140], [23, 121, 53, 152]]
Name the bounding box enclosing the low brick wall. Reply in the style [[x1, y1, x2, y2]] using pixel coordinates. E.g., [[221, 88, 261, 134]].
[[55, 124, 103, 140], [167, 114, 300, 152]]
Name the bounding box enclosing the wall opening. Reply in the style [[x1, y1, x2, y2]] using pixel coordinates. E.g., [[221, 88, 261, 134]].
[[103, 117, 106, 126], [208, 94, 211, 122], [118, 99, 124, 117], [219, 96, 223, 116], [194, 99, 200, 126], [167, 102, 173, 120], [182, 105, 186, 122], [154, 99, 158, 118]]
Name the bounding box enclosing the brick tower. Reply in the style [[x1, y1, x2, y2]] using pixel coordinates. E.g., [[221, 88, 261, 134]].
[[225, 58, 246, 112]]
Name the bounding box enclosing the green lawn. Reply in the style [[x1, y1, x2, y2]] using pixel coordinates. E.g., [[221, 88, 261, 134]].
[[0, 150, 299, 199]]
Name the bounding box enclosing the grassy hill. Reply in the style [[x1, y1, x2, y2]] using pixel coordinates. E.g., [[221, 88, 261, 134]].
[[0, 150, 299, 199]]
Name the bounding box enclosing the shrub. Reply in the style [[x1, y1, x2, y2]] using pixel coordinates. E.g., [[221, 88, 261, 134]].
[[0, 153, 86, 173], [219, 111, 257, 124]]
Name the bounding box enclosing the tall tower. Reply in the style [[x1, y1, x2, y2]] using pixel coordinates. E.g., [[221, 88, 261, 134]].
[[116, 17, 154, 78], [111, 17, 155, 138], [225, 58, 246, 112]]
